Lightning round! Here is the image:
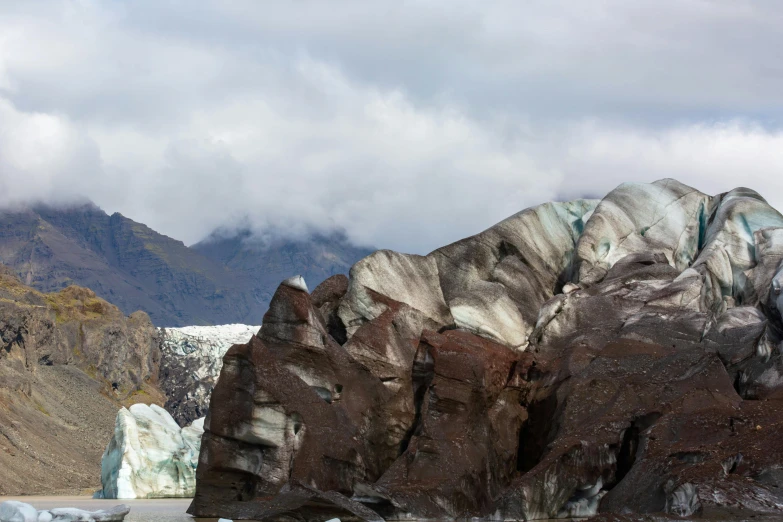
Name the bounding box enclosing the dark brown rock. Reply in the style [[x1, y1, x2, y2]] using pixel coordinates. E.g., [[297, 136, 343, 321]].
[[373, 330, 530, 519], [190, 282, 419, 518]]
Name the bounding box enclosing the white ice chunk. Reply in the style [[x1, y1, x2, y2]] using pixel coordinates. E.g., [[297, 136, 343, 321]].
[[100, 404, 205, 499], [282, 275, 309, 292], [0, 501, 38, 522], [0, 503, 130, 522]]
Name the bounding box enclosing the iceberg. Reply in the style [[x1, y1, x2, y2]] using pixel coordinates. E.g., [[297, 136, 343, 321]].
[[100, 403, 204, 499]]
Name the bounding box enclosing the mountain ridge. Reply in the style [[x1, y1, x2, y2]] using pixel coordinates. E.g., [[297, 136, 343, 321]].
[[0, 202, 372, 326]]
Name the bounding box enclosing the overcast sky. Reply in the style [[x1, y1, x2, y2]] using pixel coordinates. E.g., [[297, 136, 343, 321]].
[[2, 1, 783, 253]]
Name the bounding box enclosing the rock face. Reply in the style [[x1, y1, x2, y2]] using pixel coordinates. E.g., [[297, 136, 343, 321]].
[[159, 324, 259, 426], [0, 265, 165, 496], [100, 404, 204, 499], [191, 180, 783, 520]]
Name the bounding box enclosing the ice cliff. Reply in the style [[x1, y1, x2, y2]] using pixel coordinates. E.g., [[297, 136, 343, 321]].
[[99, 404, 204, 499]]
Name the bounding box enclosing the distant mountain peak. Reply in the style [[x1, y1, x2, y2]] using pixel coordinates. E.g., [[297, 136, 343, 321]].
[[0, 204, 374, 327]]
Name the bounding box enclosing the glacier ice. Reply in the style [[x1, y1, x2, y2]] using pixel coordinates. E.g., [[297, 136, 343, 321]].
[[338, 199, 598, 350], [575, 179, 712, 284], [282, 274, 309, 292], [100, 403, 204, 499], [0, 502, 129, 522], [159, 323, 259, 425], [0, 501, 37, 522]]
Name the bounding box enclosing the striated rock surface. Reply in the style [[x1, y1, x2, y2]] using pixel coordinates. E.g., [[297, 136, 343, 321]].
[[338, 199, 597, 349], [191, 180, 783, 521], [159, 324, 259, 426], [100, 404, 204, 499], [0, 265, 165, 496]]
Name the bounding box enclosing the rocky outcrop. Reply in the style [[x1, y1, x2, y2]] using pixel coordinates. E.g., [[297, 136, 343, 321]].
[[0, 266, 165, 496], [0, 501, 130, 522], [159, 324, 259, 426], [100, 404, 204, 499], [190, 180, 783, 520]]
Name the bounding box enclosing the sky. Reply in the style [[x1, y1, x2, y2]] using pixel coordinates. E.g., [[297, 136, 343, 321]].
[[1, 1, 783, 254]]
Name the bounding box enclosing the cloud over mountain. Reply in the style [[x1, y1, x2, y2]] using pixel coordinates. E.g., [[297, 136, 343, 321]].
[[2, 1, 783, 253]]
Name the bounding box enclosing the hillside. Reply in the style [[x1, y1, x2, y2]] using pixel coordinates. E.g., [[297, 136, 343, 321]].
[[0, 265, 164, 495]]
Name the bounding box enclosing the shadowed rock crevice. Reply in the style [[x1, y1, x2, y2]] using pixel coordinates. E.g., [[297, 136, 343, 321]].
[[517, 391, 558, 473], [611, 412, 662, 488], [398, 343, 434, 455]]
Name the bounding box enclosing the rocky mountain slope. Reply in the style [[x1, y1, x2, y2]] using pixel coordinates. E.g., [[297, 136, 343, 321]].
[[190, 180, 783, 521], [159, 324, 259, 426], [0, 204, 372, 327], [0, 265, 165, 496]]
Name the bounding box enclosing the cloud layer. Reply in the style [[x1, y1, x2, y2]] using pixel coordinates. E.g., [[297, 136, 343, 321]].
[[1, 1, 783, 253]]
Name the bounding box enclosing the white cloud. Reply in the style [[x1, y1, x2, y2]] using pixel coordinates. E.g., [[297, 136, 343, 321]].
[[1, 1, 783, 254]]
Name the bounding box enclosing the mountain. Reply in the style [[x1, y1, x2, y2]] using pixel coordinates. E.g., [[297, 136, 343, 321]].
[[191, 180, 783, 521], [192, 229, 374, 306], [0, 203, 372, 326]]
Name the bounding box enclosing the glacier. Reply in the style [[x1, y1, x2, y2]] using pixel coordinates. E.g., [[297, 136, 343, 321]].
[[189, 180, 783, 521], [159, 324, 259, 425]]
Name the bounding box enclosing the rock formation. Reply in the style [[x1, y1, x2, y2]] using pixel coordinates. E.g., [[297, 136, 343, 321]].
[[0, 266, 165, 496], [99, 404, 204, 499], [190, 180, 783, 520], [0, 501, 129, 522], [159, 324, 259, 425]]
